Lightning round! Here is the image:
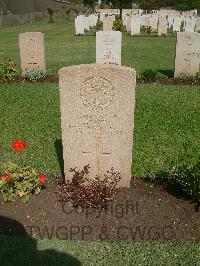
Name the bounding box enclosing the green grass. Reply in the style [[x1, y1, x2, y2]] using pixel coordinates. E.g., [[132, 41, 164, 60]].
[[0, 83, 199, 177], [0, 19, 176, 76], [0, 236, 199, 265]]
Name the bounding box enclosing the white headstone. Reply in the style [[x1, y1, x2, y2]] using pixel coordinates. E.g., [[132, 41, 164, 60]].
[[131, 16, 141, 35], [84, 17, 90, 31], [167, 16, 174, 28], [158, 17, 168, 36], [184, 16, 196, 32], [195, 17, 200, 32], [96, 31, 122, 65], [174, 32, 200, 77], [150, 15, 158, 31], [173, 16, 182, 32], [103, 16, 113, 31], [75, 16, 85, 35]]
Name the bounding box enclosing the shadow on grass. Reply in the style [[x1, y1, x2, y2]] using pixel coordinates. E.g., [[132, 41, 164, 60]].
[[54, 139, 64, 177], [158, 69, 174, 78], [0, 215, 81, 266]]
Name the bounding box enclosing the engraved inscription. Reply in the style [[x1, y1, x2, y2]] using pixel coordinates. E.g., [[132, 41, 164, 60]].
[[80, 77, 115, 111]]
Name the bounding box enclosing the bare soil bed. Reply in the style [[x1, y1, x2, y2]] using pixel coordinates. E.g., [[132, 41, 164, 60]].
[[0, 177, 199, 242]]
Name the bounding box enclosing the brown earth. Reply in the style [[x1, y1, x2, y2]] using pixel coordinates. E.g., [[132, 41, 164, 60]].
[[0, 177, 199, 242]]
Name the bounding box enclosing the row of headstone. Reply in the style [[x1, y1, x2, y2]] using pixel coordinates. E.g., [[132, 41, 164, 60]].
[[75, 14, 98, 35], [124, 14, 200, 35], [19, 30, 200, 79]]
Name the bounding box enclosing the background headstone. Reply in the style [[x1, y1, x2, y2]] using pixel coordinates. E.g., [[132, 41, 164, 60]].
[[158, 17, 168, 36], [173, 16, 181, 32], [195, 17, 200, 32], [19, 32, 45, 75], [131, 15, 140, 35], [174, 32, 200, 77], [59, 64, 136, 187], [96, 31, 122, 65], [75, 16, 85, 35], [184, 16, 196, 32], [103, 16, 113, 31]]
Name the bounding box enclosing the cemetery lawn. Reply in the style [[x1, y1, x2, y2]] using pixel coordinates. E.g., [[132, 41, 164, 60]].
[[0, 83, 199, 177], [0, 18, 176, 76], [0, 235, 200, 265]]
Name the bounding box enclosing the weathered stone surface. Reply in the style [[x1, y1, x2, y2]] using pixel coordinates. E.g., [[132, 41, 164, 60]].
[[184, 16, 196, 32], [126, 16, 131, 31], [75, 15, 85, 35], [103, 16, 113, 31], [195, 17, 200, 32], [131, 15, 140, 35], [150, 15, 158, 31], [19, 32, 45, 75], [158, 16, 168, 36], [167, 15, 174, 28], [173, 16, 181, 32], [174, 32, 200, 77], [96, 31, 121, 65], [59, 64, 136, 187]]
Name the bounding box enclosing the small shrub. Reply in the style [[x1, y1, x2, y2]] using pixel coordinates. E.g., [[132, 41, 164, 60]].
[[0, 162, 46, 203], [23, 68, 46, 82], [58, 165, 121, 209], [152, 146, 200, 205], [47, 7, 54, 23], [113, 17, 124, 31], [139, 69, 158, 82], [141, 26, 153, 35], [0, 58, 17, 82], [94, 19, 103, 31]]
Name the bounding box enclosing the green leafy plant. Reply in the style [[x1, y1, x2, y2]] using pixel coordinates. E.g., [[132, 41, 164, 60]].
[[94, 19, 103, 31], [0, 162, 46, 203], [141, 25, 153, 35], [58, 165, 121, 209], [151, 145, 200, 206], [47, 7, 54, 23], [0, 58, 17, 82], [113, 16, 124, 31], [23, 68, 46, 82], [139, 69, 158, 82]]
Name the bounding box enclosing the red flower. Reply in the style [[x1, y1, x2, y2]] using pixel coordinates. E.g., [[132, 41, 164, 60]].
[[11, 140, 26, 151], [39, 175, 46, 183], [2, 174, 11, 181]]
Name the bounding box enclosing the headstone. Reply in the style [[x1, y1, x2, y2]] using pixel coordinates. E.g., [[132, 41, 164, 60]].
[[158, 17, 168, 36], [103, 16, 113, 31], [173, 16, 181, 32], [84, 17, 90, 31], [96, 31, 122, 65], [150, 15, 158, 31], [167, 15, 174, 28], [131, 16, 140, 35], [144, 15, 150, 27], [126, 16, 131, 31], [184, 16, 196, 32], [59, 64, 136, 187], [75, 16, 85, 35], [19, 32, 45, 75], [195, 17, 200, 32], [174, 32, 200, 77]]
